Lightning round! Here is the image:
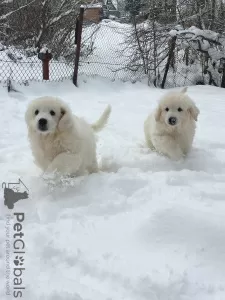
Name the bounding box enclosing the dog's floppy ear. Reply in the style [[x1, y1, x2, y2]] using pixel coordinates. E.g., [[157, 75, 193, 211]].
[[181, 87, 188, 94], [188, 103, 200, 121], [155, 106, 162, 122], [58, 106, 73, 131]]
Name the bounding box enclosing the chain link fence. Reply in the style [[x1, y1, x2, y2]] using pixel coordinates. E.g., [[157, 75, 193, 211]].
[[1, 1, 225, 88], [77, 3, 225, 88], [79, 20, 146, 82], [0, 43, 75, 85], [0, 0, 79, 86]]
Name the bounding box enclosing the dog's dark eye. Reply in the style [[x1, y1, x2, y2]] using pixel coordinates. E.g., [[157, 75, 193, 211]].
[[178, 107, 183, 112], [165, 107, 169, 112], [34, 110, 39, 115], [50, 110, 55, 116]]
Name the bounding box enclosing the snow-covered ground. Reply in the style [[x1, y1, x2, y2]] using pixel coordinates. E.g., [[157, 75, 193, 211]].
[[1, 77, 225, 300]]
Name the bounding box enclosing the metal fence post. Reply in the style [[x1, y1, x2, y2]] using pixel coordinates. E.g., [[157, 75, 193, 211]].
[[161, 36, 177, 89], [73, 7, 84, 87], [221, 61, 225, 88]]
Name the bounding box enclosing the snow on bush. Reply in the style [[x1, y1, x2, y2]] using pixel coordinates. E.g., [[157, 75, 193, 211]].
[[169, 26, 225, 87], [39, 46, 51, 54]]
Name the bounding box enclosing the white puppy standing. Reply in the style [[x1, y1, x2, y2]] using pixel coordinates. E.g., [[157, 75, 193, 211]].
[[144, 87, 200, 160], [25, 96, 111, 177]]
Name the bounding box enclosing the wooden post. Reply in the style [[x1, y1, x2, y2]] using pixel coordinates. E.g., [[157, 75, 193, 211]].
[[161, 36, 177, 89], [43, 58, 50, 80], [75, 18, 79, 45], [38, 50, 52, 80], [73, 7, 84, 87], [221, 62, 225, 88]]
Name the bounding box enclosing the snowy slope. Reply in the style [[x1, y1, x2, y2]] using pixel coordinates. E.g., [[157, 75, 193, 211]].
[[0, 78, 225, 300], [80, 21, 136, 81]]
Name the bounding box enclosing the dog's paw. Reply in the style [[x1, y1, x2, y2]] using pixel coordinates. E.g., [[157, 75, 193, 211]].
[[169, 150, 185, 161], [42, 170, 62, 187], [42, 171, 56, 181]]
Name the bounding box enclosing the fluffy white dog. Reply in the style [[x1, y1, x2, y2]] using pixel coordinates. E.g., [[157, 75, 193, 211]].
[[25, 96, 111, 177], [144, 87, 200, 160]]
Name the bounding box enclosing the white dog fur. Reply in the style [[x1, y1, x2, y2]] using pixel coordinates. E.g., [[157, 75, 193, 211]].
[[144, 87, 200, 160], [25, 96, 111, 176]]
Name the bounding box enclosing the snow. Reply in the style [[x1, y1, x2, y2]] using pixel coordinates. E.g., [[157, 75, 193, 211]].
[[173, 26, 225, 60], [81, 0, 118, 10], [175, 26, 220, 42], [1, 77, 225, 299], [169, 29, 178, 37], [208, 48, 225, 61], [104, 0, 118, 10], [80, 21, 139, 81], [81, 3, 103, 9], [200, 40, 210, 51], [188, 26, 219, 41], [171, 25, 225, 86], [39, 46, 51, 54]]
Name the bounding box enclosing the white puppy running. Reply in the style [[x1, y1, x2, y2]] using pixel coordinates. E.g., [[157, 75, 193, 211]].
[[25, 96, 111, 177], [144, 87, 200, 160]]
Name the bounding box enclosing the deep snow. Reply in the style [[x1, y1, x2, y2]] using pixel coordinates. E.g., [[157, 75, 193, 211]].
[[1, 77, 225, 300]]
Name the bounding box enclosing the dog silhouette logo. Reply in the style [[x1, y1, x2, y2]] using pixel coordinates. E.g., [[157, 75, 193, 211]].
[[2, 179, 29, 209]]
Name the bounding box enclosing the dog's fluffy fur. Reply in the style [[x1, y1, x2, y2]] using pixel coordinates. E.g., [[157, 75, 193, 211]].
[[144, 87, 200, 160], [25, 96, 111, 176]]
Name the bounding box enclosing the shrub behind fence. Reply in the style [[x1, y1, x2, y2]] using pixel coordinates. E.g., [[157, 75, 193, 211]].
[[78, 9, 225, 88], [1, 1, 225, 88]]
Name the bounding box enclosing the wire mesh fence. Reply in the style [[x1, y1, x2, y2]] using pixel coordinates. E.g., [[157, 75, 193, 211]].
[[0, 0, 79, 86], [1, 0, 225, 88], [78, 12, 225, 88], [79, 20, 146, 82], [0, 45, 75, 85]]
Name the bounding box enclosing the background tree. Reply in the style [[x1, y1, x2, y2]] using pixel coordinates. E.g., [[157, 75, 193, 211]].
[[125, 0, 142, 17]]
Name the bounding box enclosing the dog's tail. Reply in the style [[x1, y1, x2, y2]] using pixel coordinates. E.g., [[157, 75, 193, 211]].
[[91, 105, 111, 132]]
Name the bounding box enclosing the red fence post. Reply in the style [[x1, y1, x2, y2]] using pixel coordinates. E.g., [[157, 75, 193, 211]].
[[38, 50, 53, 80], [42, 58, 50, 80], [73, 7, 84, 87]]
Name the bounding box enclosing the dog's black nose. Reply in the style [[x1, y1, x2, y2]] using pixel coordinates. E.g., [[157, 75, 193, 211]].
[[168, 117, 177, 125], [38, 118, 48, 131]]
